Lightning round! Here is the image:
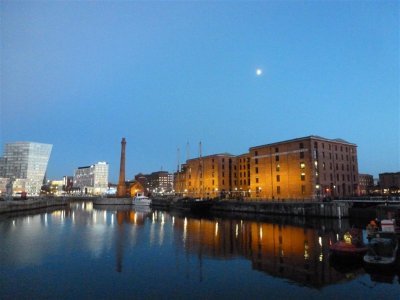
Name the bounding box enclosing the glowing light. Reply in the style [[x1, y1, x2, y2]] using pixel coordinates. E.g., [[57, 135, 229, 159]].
[[256, 68, 262, 76], [215, 222, 219, 236], [183, 218, 187, 243], [344, 232, 352, 244]]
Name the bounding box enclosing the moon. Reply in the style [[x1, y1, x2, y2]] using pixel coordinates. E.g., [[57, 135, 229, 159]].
[[256, 68, 262, 76]]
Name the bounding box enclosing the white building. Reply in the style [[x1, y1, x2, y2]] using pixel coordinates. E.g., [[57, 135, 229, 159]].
[[0, 142, 52, 195], [73, 162, 109, 195]]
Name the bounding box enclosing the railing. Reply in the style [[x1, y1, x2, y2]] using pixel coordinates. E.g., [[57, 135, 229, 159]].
[[335, 198, 400, 203]]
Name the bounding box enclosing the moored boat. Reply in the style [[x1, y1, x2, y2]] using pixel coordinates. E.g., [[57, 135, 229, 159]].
[[363, 232, 399, 266], [330, 230, 368, 259], [132, 195, 152, 206]]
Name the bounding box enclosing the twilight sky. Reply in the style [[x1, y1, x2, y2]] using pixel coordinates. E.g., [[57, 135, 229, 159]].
[[1, 1, 399, 182]]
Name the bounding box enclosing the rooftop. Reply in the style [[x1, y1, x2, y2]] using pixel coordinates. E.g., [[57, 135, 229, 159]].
[[250, 135, 356, 150]]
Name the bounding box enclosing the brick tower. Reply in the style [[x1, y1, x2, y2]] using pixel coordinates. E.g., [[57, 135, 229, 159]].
[[117, 138, 127, 197]]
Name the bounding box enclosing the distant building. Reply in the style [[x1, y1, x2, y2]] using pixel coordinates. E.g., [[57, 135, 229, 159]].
[[134, 173, 150, 191], [0, 178, 8, 196], [133, 171, 173, 195], [129, 181, 146, 196], [63, 176, 74, 193], [148, 171, 173, 194], [49, 180, 64, 196], [358, 174, 374, 195], [379, 172, 400, 194], [174, 153, 237, 198], [0, 141, 52, 195], [73, 162, 109, 195], [106, 183, 117, 196], [175, 136, 359, 200]]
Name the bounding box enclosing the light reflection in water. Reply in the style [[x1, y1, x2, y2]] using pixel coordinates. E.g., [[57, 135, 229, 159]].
[[304, 241, 309, 260], [2, 202, 388, 292], [183, 217, 187, 243]]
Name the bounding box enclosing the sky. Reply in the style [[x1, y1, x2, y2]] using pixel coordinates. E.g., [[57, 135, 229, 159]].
[[1, 1, 399, 182]]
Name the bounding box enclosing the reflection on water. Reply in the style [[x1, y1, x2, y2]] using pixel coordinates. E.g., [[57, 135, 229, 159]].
[[0, 201, 399, 298]]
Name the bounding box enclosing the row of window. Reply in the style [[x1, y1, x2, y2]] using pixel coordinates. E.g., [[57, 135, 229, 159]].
[[255, 185, 307, 195], [316, 142, 355, 153], [184, 183, 355, 195], [254, 173, 306, 183]]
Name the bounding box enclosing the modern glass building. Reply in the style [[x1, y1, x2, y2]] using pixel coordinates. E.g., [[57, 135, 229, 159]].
[[73, 162, 109, 195], [0, 142, 52, 195]]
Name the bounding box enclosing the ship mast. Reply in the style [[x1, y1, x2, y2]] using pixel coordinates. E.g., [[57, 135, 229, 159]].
[[186, 142, 190, 161], [199, 141, 203, 199], [177, 147, 180, 172]]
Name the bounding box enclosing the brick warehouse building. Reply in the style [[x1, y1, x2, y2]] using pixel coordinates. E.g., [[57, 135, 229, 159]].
[[175, 153, 236, 199], [249, 136, 358, 200], [174, 136, 359, 200]]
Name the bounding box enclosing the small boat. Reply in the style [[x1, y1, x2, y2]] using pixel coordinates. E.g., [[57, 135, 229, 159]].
[[363, 232, 399, 266], [330, 230, 368, 259], [132, 195, 152, 206]]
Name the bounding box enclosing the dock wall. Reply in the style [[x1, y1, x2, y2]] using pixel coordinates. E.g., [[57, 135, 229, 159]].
[[211, 200, 351, 218], [0, 198, 68, 214]]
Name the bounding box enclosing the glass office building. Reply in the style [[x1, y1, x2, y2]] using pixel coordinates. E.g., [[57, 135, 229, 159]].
[[73, 162, 109, 195], [0, 142, 52, 195]]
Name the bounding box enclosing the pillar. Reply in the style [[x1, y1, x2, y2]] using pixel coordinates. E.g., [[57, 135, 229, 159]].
[[117, 138, 127, 197]]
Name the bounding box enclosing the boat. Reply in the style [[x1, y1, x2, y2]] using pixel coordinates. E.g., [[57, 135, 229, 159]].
[[330, 230, 368, 259], [132, 195, 152, 206], [363, 232, 399, 266]]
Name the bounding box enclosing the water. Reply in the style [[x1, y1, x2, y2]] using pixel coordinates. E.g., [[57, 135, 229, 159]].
[[1, 202, 399, 299]]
